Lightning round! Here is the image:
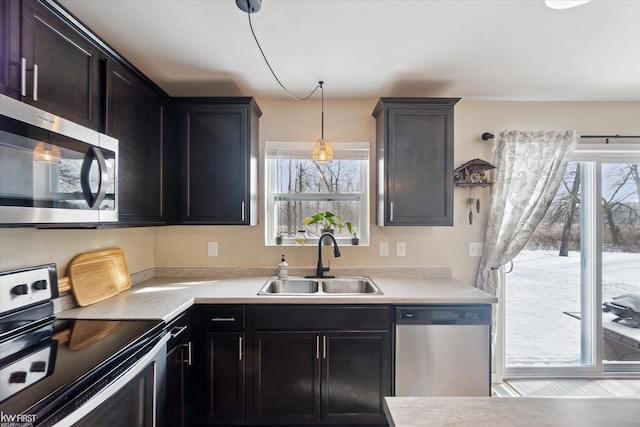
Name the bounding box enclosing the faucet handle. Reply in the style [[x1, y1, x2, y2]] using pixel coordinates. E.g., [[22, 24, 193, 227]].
[[324, 259, 331, 272]]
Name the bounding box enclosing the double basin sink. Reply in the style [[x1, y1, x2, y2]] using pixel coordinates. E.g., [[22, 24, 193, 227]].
[[258, 276, 383, 296]]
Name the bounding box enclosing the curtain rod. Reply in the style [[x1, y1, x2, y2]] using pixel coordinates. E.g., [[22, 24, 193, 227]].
[[481, 132, 640, 143]]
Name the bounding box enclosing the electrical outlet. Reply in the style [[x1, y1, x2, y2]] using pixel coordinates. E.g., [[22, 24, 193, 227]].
[[208, 241, 218, 256], [469, 242, 484, 257], [396, 242, 406, 256], [379, 242, 389, 257]]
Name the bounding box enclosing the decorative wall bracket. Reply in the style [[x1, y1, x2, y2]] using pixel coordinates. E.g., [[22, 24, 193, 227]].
[[454, 159, 496, 224]]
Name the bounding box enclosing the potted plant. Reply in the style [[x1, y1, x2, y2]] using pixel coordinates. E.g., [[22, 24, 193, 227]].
[[304, 211, 344, 244], [346, 222, 359, 245]]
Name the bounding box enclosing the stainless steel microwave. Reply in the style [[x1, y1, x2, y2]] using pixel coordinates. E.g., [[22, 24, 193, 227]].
[[0, 94, 118, 225]]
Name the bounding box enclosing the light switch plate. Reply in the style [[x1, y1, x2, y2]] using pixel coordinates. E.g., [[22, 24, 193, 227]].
[[469, 242, 484, 257], [379, 242, 389, 257], [396, 242, 406, 256], [208, 241, 218, 256]]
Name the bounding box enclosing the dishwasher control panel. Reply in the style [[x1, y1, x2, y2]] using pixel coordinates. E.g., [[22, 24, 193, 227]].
[[396, 305, 491, 325]]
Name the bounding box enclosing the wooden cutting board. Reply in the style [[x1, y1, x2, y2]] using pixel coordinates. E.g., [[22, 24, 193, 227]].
[[61, 247, 131, 306]]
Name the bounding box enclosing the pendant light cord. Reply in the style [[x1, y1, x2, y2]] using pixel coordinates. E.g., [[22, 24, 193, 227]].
[[247, 9, 320, 101], [320, 81, 324, 138]]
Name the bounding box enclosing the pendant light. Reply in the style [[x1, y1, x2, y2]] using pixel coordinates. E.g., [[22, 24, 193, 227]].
[[237, 2, 332, 163], [312, 82, 333, 165]]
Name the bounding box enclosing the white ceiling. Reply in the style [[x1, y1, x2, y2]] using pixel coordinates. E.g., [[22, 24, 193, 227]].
[[58, 0, 640, 101]]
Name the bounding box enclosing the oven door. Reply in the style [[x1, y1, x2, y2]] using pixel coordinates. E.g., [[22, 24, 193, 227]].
[[47, 332, 168, 427], [0, 94, 118, 224]]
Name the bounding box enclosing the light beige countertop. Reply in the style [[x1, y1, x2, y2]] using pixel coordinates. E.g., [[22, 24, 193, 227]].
[[57, 270, 497, 322], [384, 396, 640, 427]]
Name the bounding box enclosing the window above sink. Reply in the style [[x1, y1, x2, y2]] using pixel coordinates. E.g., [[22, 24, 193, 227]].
[[264, 141, 370, 246]]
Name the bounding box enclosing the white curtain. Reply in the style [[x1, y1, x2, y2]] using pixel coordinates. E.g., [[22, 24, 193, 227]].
[[476, 130, 580, 295]]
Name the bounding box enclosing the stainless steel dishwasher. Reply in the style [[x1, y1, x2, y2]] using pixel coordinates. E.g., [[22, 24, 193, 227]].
[[395, 305, 491, 396]]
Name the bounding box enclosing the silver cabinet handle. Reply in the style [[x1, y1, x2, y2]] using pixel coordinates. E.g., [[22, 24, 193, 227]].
[[181, 342, 192, 366], [316, 335, 320, 360], [322, 335, 327, 359], [390, 201, 394, 222], [210, 316, 235, 322], [239, 336, 243, 361], [33, 64, 38, 101], [241, 201, 246, 222], [21, 58, 26, 97]]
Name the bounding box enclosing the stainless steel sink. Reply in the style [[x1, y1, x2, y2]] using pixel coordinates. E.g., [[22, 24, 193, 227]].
[[258, 276, 382, 296], [321, 278, 382, 294], [258, 278, 319, 294]]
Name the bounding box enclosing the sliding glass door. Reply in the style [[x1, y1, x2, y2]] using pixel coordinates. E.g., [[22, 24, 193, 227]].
[[502, 146, 640, 376]]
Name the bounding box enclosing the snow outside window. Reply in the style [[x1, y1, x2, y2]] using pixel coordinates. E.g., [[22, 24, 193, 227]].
[[265, 141, 370, 246]]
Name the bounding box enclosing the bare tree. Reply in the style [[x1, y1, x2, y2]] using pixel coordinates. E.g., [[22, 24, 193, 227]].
[[559, 167, 580, 256]]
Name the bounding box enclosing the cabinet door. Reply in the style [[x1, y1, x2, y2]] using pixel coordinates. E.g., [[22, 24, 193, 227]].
[[252, 331, 320, 423], [200, 332, 245, 424], [322, 331, 391, 423], [178, 105, 250, 224], [374, 98, 458, 226], [0, 0, 21, 97], [386, 108, 452, 225], [20, 0, 102, 129], [166, 342, 190, 427], [105, 61, 165, 225]]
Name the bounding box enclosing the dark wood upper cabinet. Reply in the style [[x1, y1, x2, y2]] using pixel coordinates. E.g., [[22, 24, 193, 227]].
[[174, 98, 261, 225], [0, 0, 21, 98], [373, 98, 460, 226], [105, 60, 167, 225], [19, 0, 103, 130]]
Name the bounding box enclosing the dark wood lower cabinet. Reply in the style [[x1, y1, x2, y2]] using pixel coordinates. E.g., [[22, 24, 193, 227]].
[[165, 312, 191, 427], [191, 305, 392, 426], [322, 332, 390, 423], [202, 332, 245, 423], [253, 332, 320, 423]]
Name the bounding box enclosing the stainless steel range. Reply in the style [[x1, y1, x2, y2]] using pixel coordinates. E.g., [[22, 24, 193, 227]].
[[0, 264, 168, 426]]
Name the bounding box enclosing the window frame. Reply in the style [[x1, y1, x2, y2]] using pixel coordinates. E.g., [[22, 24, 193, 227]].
[[264, 141, 370, 246]]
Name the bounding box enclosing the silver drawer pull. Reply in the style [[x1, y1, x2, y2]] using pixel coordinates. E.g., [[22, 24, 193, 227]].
[[170, 325, 188, 338], [211, 316, 236, 322]]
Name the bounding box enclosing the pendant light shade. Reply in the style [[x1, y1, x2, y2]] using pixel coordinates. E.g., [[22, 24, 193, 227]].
[[312, 138, 333, 164], [33, 141, 61, 164], [312, 81, 333, 164]]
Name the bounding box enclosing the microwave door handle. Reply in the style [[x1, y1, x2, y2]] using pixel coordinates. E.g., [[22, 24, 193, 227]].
[[80, 147, 109, 208]]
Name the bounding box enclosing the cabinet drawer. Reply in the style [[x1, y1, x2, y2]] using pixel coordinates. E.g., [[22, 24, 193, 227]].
[[252, 305, 391, 331], [196, 306, 245, 331]]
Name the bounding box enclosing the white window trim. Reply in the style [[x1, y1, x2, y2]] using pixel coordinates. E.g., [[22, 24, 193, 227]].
[[264, 141, 370, 246]]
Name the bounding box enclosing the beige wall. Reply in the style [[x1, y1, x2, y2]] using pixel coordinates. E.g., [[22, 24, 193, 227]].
[[0, 227, 155, 276], [2, 99, 639, 285]]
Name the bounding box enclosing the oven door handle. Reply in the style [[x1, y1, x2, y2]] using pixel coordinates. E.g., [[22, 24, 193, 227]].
[[52, 332, 170, 427], [80, 146, 109, 208]]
